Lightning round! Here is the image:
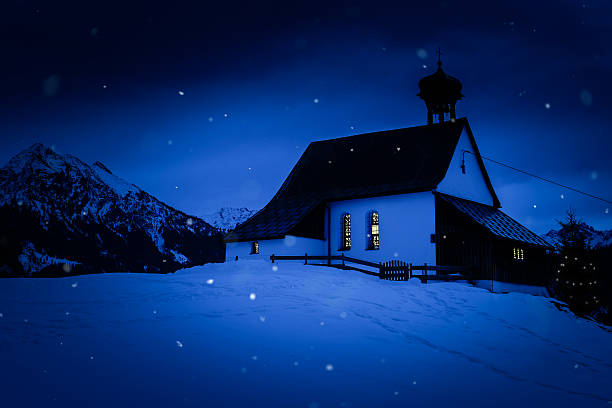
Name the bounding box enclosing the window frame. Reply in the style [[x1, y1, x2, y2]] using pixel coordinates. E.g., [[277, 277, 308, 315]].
[[251, 241, 259, 254], [512, 247, 524, 261], [367, 211, 380, 250], [340, 213, 351, 250]]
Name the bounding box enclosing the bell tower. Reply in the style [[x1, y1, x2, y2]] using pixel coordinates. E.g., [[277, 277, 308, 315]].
[[417, 49, 464, 124]]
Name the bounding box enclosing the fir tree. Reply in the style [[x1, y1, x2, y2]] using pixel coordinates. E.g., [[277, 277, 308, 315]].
[[550, 209, 600, 316]]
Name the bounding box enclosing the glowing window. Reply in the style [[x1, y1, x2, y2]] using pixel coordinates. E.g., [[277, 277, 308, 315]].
[[513, 247, 524, 260], [251, 241, 259, 254], [369, 211, 379, 249], [342, 214, 351, 250]]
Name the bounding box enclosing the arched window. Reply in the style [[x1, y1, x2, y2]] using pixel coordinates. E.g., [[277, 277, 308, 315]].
[[368, 211, 379, 250], [341, 213, 351, 250]]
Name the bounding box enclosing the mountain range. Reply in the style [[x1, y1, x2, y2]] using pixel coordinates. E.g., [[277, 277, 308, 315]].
[[201, 207, 257, 231], [0, 143, 225, 277]]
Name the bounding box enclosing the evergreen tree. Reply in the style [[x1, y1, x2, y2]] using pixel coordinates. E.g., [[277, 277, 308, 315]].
[[550, 209, 601, 316]]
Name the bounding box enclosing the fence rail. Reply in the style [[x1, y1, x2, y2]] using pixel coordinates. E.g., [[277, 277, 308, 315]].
[[270, 253, 471, 283]]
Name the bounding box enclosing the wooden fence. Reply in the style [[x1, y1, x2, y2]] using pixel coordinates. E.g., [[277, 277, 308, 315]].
[[270, 253, 471, 283]]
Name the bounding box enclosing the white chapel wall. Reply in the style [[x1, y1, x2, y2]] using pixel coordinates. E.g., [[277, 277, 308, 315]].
[[328, 192, 436, 265], [226, 236, 326, 262], [436, 128, 495, 206]]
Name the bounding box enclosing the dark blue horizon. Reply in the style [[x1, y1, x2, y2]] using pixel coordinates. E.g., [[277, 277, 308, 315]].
[[1, 0, 611, 233]]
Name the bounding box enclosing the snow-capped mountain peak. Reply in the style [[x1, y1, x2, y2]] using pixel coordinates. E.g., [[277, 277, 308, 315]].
[[201, 207, 257, 231], [0, 143, 224, 276]]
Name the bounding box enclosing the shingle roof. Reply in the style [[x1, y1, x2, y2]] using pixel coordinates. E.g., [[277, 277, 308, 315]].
[[437, 193, 552, 248], [227, 118, 494, 242]]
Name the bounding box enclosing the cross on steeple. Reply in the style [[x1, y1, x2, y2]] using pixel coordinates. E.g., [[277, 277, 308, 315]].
[[437, 47, 443, 68]]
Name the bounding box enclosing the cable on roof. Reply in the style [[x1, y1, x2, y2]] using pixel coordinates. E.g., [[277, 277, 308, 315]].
[[462, 150, 612, 205]]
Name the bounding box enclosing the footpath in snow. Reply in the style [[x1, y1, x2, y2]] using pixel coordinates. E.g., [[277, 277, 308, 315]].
[[0, 260, 610, 407]]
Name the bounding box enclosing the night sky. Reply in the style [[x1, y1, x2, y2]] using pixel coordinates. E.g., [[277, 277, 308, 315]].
[[1, 0, 611, 233]]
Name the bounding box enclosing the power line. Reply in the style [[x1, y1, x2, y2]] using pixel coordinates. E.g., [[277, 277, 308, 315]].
[[462, 150, 612, 205]]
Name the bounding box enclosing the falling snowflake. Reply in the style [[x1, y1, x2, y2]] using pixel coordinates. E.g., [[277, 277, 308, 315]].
[[0, 313, 3, 318], [102, 84, 108, 89], [412, 380, 417, 385], [259, 315, 266, 322], [533, 204, 537, 209], [208, 116, 213, 122], [167, 140, 173, 145], [339, 312, 347, 319], [152, 310, 157, 314], [251, 355, 258, 361], [249, 293, 256, 301], [71, 282, 78, 288], [272, 265, 278, 272], [176, 340, 183, 348], [90, 356, 94, 360], [605, 208, 609, 214], [178, 90, 184, 96], [320, 321, 325, 326], [206, 279, 214, 285], [240, 367, 247, 374], [325, 364, 334, 371], [313, 98, 319, 104], [422, 64, 428, 69], [394, 391, 399, 396], [544, 103, 551, 109], [416, 48, 428, 59], [590, 171, 598, 180], [573, 363, 579, 369], [293, 361, 299, 366], [560, 194, 565, 199]]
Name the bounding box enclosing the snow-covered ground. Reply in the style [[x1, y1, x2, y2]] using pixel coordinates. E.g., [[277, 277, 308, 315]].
[[0, 260, 610, 408]]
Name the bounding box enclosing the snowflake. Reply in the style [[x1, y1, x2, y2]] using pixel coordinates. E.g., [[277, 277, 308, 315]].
[[313, 98, 319, 103], [167, 140, 173, 145], [90, 356, 94, 360], [325, 364, 334, 371], [560, 194, 564, 199], [0, 313, 3, 318], [533, 204, 537, 208], [259, 315, 266, 322], [339, 312, 347, 319], [176, 340, 183, 348], [71, 282, 78, 288], [102, 84, 108, 89], [208, 117, 213, 122], [249, 293, 256, 301], [271, 265, 278, 272], [416, 48, 428, 59], [224, 113, 229, 117], [206, 279, 214, 285], [544, 103, 551, 109], [178, 90, 184, 96]]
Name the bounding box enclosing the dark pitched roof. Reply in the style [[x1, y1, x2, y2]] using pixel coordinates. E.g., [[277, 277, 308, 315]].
[[437, 193, 552, 248], [226, 118, 498, 242]]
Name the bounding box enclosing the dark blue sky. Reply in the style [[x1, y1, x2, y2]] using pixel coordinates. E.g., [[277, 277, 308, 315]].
[[1, 0, 611, 232]]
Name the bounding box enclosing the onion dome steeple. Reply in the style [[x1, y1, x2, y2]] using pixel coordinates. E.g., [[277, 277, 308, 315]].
[[417, 48, 464, 125]]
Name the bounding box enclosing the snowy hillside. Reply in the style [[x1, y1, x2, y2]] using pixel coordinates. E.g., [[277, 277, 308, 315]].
[[0, 143, 224, 276], [201, 207, 256, 231], [544, 222, 612, 249], [0, 260, 609, 407]]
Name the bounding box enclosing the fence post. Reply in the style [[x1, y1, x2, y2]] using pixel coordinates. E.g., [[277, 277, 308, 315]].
[[341, 253, 345, 268], [409, 263, 412, 279], [379, 262, 383, 279], [271, 254, 275, 263], [424, 262, 428, 284], [404, 261, 408, 281], [305, 253, 308, 265]]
